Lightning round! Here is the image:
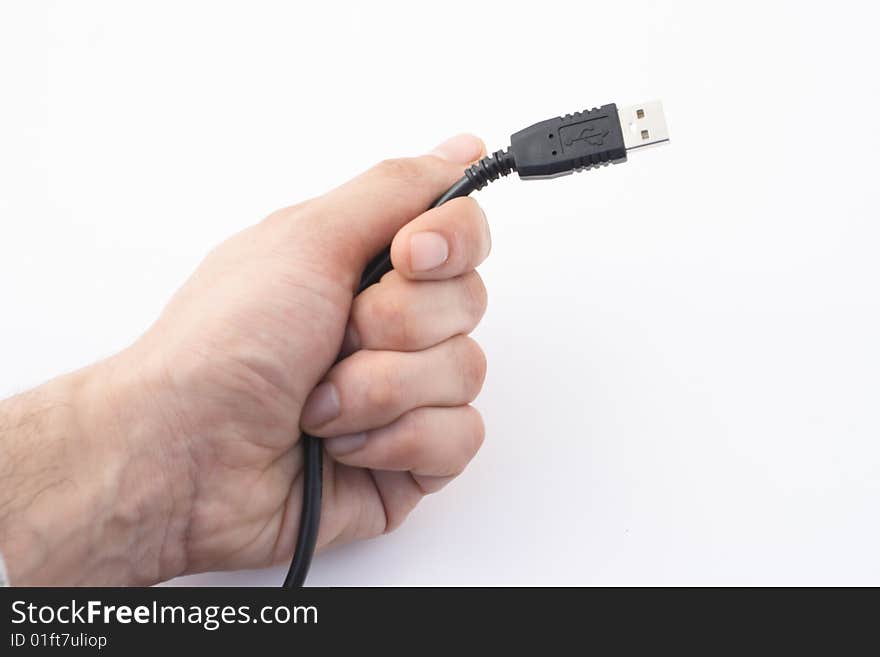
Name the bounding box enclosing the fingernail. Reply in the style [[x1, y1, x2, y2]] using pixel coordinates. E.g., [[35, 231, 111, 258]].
[[410, 232, 449, 272], [301, 382, 340, 428], [325, 432, 367, 456], [430, 134, 484, 164], [341, 322, 360, 354]]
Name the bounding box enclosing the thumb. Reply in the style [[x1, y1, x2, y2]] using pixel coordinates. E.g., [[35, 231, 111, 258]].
[[301, 134, 485, 287]]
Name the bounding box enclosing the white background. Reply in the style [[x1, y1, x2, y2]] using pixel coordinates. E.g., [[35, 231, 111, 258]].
[[2, 1, 879, 585]]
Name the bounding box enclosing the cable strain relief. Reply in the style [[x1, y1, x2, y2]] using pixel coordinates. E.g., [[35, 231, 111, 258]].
[[464, 148, 516, 191]]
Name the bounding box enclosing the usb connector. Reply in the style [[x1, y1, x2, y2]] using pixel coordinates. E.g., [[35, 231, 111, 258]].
[[460, 100, 670, 186], [618, 101, 670, 151]]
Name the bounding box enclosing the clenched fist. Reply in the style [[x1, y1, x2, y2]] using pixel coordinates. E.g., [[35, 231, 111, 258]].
[[0, 134, 491, 585]]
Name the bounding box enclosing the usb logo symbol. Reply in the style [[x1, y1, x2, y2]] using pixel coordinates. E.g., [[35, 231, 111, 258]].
[[564, 126, 609, 148]]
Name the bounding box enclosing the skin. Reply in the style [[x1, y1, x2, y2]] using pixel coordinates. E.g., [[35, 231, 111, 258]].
[[0, 134, 491, 585]]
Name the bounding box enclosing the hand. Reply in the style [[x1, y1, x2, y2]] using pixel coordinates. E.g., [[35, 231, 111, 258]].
[[0, 135, 491, 585]]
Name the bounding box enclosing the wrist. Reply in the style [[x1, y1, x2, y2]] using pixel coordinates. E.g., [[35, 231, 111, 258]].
[[0, 356, 192, 585]]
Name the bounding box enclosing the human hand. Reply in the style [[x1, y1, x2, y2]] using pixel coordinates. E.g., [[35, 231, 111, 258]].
[[0, 135, 491, 584]]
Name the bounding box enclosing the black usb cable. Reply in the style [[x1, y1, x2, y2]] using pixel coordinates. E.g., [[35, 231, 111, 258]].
[[283, 100, 670, 587]]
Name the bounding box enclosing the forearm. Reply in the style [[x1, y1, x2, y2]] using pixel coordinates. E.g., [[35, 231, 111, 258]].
[[0, 359, 188, 585]]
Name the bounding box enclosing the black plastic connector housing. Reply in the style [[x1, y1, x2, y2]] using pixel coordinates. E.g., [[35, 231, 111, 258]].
[[509, 103, 627, 179]]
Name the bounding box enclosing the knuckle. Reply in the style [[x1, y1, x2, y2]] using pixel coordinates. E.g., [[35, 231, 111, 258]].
[[394, 412, 428, 467], [403, 406, 429, 439], [364, 361, 401, 412], [448, 408, 485, 477], [454, 336, 487, 400], [462, 271, 489, 324], [365, 293, 410, 347], [463, 197, 486, 225], [450, 196, 481, 218], [369, 291, 403, 325], [365, 376, 395, 411], [456, 198, 490, 258], [465, 406, 486, 455], [261, 201, 312, 236], [373, 157, 427, 185]]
